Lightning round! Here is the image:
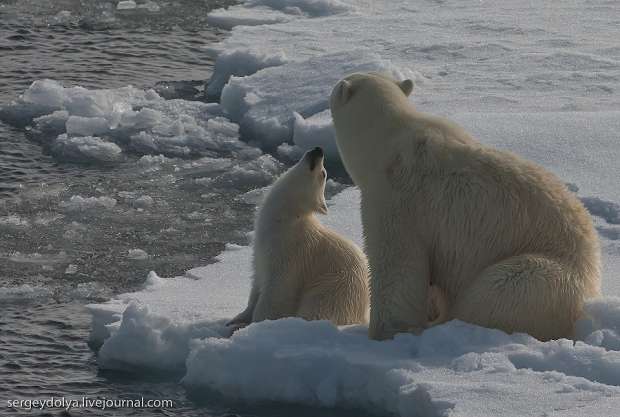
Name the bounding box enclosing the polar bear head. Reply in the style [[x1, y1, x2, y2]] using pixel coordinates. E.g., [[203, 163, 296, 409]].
[[262, 147, 328, 221], [330, 73, 414, 185]]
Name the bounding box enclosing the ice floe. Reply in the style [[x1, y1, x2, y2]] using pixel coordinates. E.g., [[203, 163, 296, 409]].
[[88, 188, 620, 416]]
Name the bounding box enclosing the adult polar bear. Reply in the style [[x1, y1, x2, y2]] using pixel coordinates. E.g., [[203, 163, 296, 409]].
[[228, 148, 369, 327], [330, 73, 601, 341]]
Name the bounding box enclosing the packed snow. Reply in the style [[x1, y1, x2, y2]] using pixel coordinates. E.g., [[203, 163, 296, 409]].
[[78, 0, 620, 414], [89, 189, 620, 416]]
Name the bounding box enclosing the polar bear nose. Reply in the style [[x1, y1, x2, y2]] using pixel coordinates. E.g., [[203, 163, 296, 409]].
[[307, 147, 324, 170]]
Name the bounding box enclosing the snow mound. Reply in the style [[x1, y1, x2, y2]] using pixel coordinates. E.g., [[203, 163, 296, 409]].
[[220, 51, 418, 148], [183, 316, 620, 417]]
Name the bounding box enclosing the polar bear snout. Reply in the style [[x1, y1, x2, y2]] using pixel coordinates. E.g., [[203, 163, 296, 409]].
[[306, 147, 324, 170]]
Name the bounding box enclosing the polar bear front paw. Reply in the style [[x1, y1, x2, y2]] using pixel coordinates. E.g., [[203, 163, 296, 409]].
[[369, 323, 400, 340], [370, 320, 426, 340]]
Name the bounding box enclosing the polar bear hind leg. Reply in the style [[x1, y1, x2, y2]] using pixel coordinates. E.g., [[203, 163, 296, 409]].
[[452, 254, 583, 341], [296, 273, 368, 325]]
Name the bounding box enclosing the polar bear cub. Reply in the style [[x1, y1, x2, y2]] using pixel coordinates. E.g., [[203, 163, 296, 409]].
[[330, 72, 601, 341], [228, 147, 369, 327]]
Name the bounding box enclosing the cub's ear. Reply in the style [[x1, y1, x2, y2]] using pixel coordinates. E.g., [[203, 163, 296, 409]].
[[399, 79, 414, 96], [336, 80, 353, 104]]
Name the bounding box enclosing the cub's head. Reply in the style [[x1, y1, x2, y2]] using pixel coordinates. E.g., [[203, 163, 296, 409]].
[[266, 147, 328, 218]]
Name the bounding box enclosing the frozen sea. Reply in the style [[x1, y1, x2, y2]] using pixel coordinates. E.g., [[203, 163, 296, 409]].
[[2, 0, 620, 416]]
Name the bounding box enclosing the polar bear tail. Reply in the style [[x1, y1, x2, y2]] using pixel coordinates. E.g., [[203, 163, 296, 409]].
[[452, 254, 594, 341]]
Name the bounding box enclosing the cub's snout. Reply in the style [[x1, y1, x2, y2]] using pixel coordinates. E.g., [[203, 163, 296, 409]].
[[306, 146, 324, 170]]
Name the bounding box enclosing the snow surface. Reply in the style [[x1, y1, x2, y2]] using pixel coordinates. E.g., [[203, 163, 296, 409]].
[[81, 0, 620, 414], [88, 189, 620, 416]]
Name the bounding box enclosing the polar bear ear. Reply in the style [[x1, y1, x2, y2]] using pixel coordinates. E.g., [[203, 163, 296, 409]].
[[399, 79, 414, 96], [337, 80, 353, 104]]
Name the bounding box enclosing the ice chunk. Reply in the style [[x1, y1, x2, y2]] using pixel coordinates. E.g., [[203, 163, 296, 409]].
[[65, 116, 109, 136], [97, 302, 229, 371], [60, 195, 117, 211], [65, 264, 78, 275], [0, 284, 53, 302], [52, 134, 122, 163], [33, 110, 69, 136], [276, 142, 305, 163], [239, 186, 269, 205], [137, 154, 171, 168], [1, 81, 258, 162], [206, 49, 288, 98], [206, 6, 294, 30], [69, 282, 111, 300], [211, 154, 282, 188], [0, 215, 30, 227], [581, 197, 620, 225], [137, 1, 160, 12], [246, 0, 355, 17], [127, 249, 149, 260], [133, 195, 154, 209], [22, 79, 66, 108], [116, 1, 137, 10]]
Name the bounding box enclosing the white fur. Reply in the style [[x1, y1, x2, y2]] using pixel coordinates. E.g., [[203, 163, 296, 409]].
[[330, 73, 601, 341], [228, 150, 369, 327]]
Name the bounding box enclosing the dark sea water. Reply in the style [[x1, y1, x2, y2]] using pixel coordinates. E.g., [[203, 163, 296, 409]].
[[0, 1, 323, 416]]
